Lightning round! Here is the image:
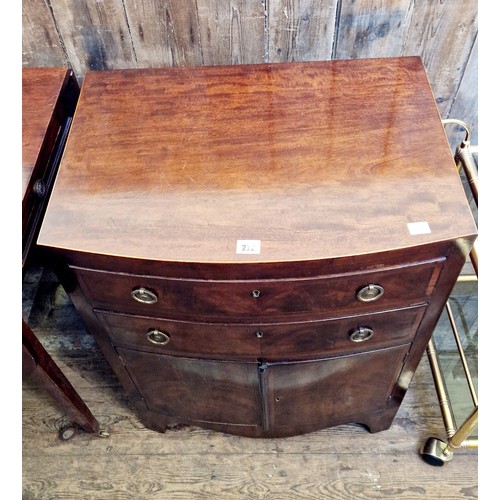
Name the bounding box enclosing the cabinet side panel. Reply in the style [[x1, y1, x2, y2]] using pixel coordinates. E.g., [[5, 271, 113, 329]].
[[48, 257, 146, 408], [390, 241, 470, 405]]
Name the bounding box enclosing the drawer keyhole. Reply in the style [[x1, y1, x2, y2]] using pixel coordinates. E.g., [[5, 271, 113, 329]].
[[252, 290, 261, 298]]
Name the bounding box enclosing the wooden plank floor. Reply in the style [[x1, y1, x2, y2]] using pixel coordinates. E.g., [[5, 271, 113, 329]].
[[22, 262, 478, 499]]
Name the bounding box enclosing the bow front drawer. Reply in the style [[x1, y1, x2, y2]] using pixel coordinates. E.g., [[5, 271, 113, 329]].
[[73, 258, 443, 321], [95, 303, 426, 360]]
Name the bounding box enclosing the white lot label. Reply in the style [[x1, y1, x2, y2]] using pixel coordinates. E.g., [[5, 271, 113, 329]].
[[407, 221, 431, 235], [236, 240, 261, 254]]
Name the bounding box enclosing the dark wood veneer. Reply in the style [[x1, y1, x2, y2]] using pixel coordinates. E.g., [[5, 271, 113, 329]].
[[38, 58, 476, 264], [73, 258, 441, 322], [22, 67, 79, 267], [38, 58, 477, 437], [22, 67, 99, 436], [117, 348, 262, 426], [96, 304, 425, 361], [266, 345, 411, 433]]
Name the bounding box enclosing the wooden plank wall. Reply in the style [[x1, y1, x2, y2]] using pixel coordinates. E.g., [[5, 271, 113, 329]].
[[23, 0, 478, 144]]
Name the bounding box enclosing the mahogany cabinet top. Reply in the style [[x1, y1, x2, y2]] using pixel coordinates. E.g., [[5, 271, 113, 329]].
[[22, 67, 71, 197], [38, 57, 477, 264]]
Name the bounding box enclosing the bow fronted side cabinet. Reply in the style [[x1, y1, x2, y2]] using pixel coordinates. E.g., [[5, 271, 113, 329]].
[[37, 57, 477, 438]]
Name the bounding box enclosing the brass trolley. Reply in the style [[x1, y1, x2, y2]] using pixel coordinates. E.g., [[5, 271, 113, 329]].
[[421, 120, 478, 466]]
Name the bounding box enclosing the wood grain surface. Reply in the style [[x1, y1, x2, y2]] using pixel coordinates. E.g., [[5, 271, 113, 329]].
[[22, 67, 70, 196], [269, 0, 338, 62], [47, 0, 137, 76], [334, 0, 414, 59], [95, 303, 425, 361], [22, 66, 80, 268], [38, 58, 477, 264], [72, 258, 442, 322], [23, 0, 478, 149], [446, 35, 478, 148], [403, 0, 477, 120], [22, 0, 67, 68]]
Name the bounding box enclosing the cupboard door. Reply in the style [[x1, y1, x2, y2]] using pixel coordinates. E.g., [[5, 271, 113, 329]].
[[265, 344, 410, 431], [116, 347, 262, 426]]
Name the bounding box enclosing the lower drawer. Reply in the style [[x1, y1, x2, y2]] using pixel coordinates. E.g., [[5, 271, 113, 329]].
[[95, 304, 426, 360]]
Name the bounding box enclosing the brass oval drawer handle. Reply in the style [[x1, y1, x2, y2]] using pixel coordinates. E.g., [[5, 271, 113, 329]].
[[349, 327, 374, 343], [131, 287, 158, 304], [147, 329, 170, 345], [356, 284, 384, 302]]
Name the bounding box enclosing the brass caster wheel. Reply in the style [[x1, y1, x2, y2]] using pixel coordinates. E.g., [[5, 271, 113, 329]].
[[420, 437, 453, 466], [98, 429, 110, 438], [59, 425, 79, 441]]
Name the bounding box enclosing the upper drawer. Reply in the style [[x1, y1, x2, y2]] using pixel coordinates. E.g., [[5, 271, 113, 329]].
[[95, 304, 426, 360], [73, 258, 443, 321]]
